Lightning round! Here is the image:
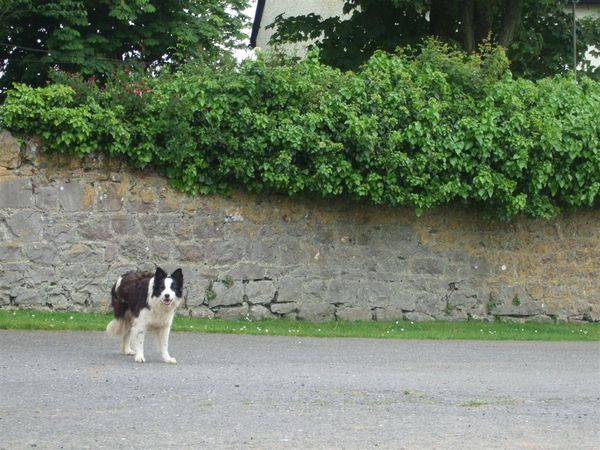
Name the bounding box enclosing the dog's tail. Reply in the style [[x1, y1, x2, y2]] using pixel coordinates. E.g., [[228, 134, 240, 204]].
[[106, 318, 128, 337]]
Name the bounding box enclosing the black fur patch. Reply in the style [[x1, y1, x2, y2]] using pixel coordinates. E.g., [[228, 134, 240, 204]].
[[151, 267, 168, 299], [111, 271, 153, 318], [170, 268, 184, 298]]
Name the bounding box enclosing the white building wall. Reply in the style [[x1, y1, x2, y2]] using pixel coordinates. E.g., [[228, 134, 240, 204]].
[[254, 0, 347, 57], [254, 1, 600, 67], [575, 4, 600, 68]]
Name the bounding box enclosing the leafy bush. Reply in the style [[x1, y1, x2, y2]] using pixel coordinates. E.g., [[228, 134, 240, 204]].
[[1, 42, 599, 219]]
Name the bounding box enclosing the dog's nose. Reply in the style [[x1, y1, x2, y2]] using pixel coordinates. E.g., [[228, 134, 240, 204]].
[[164, 293, 170, 299]]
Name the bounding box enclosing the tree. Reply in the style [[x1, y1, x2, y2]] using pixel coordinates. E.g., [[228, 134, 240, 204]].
[[0, 0, 249, 92], [269, 0, 600, 78]]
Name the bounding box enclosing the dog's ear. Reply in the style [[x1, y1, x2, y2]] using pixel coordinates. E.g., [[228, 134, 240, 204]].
[[171, 268, 183, 285], [155, 266, 167, 280]]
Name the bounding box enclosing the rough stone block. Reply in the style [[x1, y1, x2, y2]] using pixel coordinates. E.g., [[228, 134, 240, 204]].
[[0, 130, 21, 169], [157, 192, 184, 213], [373, 306, 404, 322], [226, 263, 268, 281], [34, 185, 59, 209], [63, 243, 103, 263], [270, 302, 298, 315], [43, 219, 79, 244], [208, 281, 244, 308], [414, 292, 445, 314], [277, 277, 328, 304], [0, 221, 8, 241], [441, 307, 469, 321], [176, 244, 205, 263], [274, 277, 303, 303], [6, 211, 43, 242], [58, 183, 85, 212], [336, 306, 373, 321], [245, 280, 276, 304], [388, 287, 418, 311], [0, 244, 24, 262], [404, 311, 435, 322], [140, 215, 174, 237], [446, 283, 480, 310], [584, 304, 600, 322], [524, 314, 555, 324], [151, 240, 172, 261], [214, 304, 248, 320], [410, 257, 445, 276], [63, 263, 89, 281], [111, 214, 141, 235], [25, 243, 60, 266], [328, 279, 395, 307], [276, 238, 316, 266], [21, 137, 41, 166], [0, 264, 25, 302], [249, 304, 275, 320], [104, 242, 119, 263], [327, 279, 360, 305], [178, 268, 211, 307], [188, 305, 215, 319], [203, 240, 246, 266], [493, 286, 546, 316], [0, 178, 34, 208], [12, 286, 45, 306], [378, 223, 418, 244], [79, 217, 113, 241], [172, 216, 196, 240], [46, 288, 73, 309], [194, 220, 224, 239], [119, 239, 151, 261], [95, 183, 125, 212], [74, 280, 106, 306], [247, 239, 279, 263], [297, 303, 335, 322], [0, 292, 10, 306], [125, 186, 156, 213]]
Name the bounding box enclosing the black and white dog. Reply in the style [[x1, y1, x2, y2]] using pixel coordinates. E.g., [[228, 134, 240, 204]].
[[106, 267, 183, 364]]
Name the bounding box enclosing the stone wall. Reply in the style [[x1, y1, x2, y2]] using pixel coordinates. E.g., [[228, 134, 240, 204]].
[[1, 130, 598, 322]]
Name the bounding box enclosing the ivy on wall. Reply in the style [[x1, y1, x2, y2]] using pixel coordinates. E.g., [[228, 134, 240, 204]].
[[2, 41, 599, 219]]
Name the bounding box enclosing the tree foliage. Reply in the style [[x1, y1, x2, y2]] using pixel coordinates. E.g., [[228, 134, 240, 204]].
[[0, 0, 249, 92], [268, 0, 600, 79], [3, 42, 599, 219]]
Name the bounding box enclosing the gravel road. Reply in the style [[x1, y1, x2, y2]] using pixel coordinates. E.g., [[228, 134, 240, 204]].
[[1, 330, 599, 449]]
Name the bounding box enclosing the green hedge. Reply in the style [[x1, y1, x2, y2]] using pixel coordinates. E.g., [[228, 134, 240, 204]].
[[2, 43, 599, 219]]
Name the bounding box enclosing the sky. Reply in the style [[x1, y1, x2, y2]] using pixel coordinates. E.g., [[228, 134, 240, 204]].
[[234, 0, 259, 61]]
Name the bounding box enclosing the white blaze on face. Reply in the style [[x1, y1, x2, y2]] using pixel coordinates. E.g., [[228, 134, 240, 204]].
[[160, 277, 176, 305]]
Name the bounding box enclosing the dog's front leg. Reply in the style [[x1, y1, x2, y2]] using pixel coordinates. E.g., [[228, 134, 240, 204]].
[[157, 325, 176, 364], [130, 321, 146, 363]]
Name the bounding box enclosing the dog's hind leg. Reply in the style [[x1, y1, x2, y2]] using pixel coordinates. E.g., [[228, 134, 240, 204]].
[[130, 320, 146, 363], [121, 328, 134, 355]]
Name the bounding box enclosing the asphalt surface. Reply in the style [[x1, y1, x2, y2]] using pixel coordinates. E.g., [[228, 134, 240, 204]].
[[0, 330, 599, 450]]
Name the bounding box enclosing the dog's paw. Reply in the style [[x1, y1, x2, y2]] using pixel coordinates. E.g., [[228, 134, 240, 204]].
[[134, 354, 145, 363], [163, 356, 177, 364], [124, 348, 135, 356]]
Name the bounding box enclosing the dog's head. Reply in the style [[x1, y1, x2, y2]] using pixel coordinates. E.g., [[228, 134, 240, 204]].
[[152, 267, 184, 306]]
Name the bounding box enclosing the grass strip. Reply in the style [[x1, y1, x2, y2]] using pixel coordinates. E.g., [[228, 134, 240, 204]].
[[0, 309, 598, 341]]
